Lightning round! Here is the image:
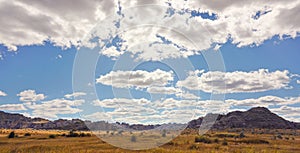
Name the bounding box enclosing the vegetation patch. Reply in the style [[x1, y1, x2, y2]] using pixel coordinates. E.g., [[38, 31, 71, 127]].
[[214, 133, 238, 138], [195, 136, 212, 144], [239, 139, 269, 144]]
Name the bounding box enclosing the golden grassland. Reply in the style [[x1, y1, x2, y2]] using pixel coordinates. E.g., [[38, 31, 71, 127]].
[[0, 129, 299, 153]]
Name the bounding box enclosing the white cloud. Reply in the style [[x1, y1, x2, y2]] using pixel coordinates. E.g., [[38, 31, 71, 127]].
[[0, 0, 116, 51], [28, 98, 84, 119], [0, 0, 299, 62], [147, 86, 181, 95], [93, 98, 151, 109], [56, 54, 62, 59], [17, 90, 46, 102], [226, 95, 300, 107], [96, 69, 174, 89], [177, 69, 291, 93], [64, 92, 87, 99], [15, 89, 85, 119], [147, 86, 200, 99], [176, 91, 200, 100], [270, 106, 300, 122], [152, 98, 206, 110], [0, 90, 7, 96], [297, 80, 300, 84], [83, 111, 111, 121], [0, 104, 27, 111], [90, 97, 228, 124]]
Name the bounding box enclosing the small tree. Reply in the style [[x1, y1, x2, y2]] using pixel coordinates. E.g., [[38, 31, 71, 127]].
[[222, 139, 228, 146], [131, 135, 137, 142], [277, 134, 283, 139], [8, 131, 15, 138], [162, 129, 167, 137], [49, 134, 56, 139], [239, 131, 245, 138]]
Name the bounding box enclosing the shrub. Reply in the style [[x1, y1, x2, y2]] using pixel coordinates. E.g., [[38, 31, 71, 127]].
[[189, 144, 200, 150], [215, 133, 237, 138], [86, 133, 92, 137], [214, 138, 219, 143], [239, 132, 246, 138], [80, 133, 86, 137], [165, 141, 175, 146], [222, 139, 228, 146], [239, 139, 269, 144], [24, 133, 31, 137], [8, 131, 15, 138], [277, 134, 283, 139], [162, 130, 167, 137], [131, 135, 137, 142], [67, 130, 80, 137], [49, 134, 56, 139], [195, 136, 212, 144]]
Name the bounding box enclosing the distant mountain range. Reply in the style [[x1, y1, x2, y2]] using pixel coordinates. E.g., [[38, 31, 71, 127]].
[[1, 107, 299, 131]]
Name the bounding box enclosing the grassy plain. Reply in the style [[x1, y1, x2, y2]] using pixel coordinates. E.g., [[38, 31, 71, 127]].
[[0, 129, 299, 153]]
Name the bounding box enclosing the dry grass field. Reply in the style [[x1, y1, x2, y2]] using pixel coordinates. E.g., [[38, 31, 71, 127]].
[[0, 129, 299, 153]]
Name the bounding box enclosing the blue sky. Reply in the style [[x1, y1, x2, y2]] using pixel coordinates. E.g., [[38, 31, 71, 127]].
[[0, 0, 300, 124]]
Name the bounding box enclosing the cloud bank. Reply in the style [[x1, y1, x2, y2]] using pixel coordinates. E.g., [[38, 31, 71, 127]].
[[0, 0, 299, 62]]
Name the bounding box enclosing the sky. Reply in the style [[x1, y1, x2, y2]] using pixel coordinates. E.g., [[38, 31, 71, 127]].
[[0, 0, 300, 124]]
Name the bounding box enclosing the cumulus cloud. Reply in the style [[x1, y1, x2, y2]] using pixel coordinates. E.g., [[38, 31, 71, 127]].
[[64, 92, 87, 99], [90, 97, 228, 124], [146, 86, 199, 99], [93, 98, 151, 109], [0, 0, 299, 62], [226, 95, 300, 107], [0, 0, 116, 51], [0, 104, 27, 111], [14, 89, 85, 119], [0, 90, 7, 96], [96, 69, 174, 89], [270, 106, 300, 122], [83, 111, 111, 121], [17, 90, 46, 102], [147, 86, 181, 95], [88, 0, 300, 61], [27, 98, 84, 119], [297, 80, 300, 84], [177, 69, 291, 94]]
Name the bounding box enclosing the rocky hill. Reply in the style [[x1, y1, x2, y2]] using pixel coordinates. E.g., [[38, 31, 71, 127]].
[[0, 111, 88, 130], [187, 107, 300, 130], [1, 107, 299, 130]]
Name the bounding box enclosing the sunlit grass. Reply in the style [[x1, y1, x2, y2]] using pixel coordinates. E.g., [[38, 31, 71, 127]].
[[0, 129, 299, 153]]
